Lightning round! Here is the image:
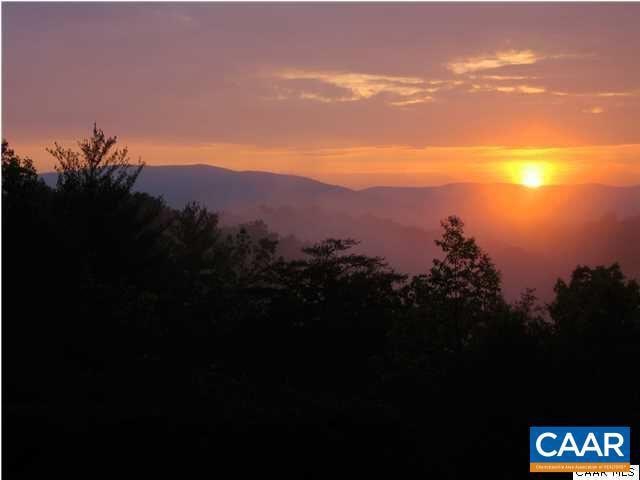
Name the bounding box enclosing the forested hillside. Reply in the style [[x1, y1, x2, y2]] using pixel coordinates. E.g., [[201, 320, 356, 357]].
[[4, 128, 640, 477], [43, 162, 640, 301]]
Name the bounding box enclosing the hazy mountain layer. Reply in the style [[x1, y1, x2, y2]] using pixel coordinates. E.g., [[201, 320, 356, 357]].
[[43, 165, 640, 299]]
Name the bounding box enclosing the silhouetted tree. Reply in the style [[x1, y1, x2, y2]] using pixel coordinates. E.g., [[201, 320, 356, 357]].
[[49, 123, 143, 195], [2, 140, 55, 404], [4, 128, 640, 478], [408, 216, 504, 352], [48, 124, 166, 286], [222, 224, 279, 288], [259, 238, 406, 389], [169, 201, 220, 284], [550, 263, 640, 339], [2, 139, 51, 236], [273, 238, 405, 328], [2, 139, 43, 199]]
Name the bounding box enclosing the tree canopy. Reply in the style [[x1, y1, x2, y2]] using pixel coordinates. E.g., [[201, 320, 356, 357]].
[[3, 126, 639, 477]]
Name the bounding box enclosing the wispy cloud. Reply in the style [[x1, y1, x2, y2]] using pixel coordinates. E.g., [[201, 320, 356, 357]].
[[447, 49, 542, 74], [297, 92, 354, 103], [269, 63, 635, 107], [553, 90, 638, 98], [389, 96, 434, 107], [517, 85, 546, 94], [479, 75, 534, 81], [469, 83, 546, 94], [272, 69, 453, 106], [594, 91, 636, 97], [276, 70, 424, 99], [448, 49, 590, 75]]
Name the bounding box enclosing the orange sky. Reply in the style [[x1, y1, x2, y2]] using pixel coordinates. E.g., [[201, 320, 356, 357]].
[[10, 140, 640, 188], [3, 3, 640, 187]]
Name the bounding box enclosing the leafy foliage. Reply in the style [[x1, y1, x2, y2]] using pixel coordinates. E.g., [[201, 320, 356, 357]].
[[3, 127, 639, 477], [49, 123, 143, 195], [407, 216, 505, 352], [2, 139, 42, 198], [550, 263, 640, 339]]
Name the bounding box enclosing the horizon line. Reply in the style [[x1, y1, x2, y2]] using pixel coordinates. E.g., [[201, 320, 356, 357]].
[[39, 162, 640, 192]]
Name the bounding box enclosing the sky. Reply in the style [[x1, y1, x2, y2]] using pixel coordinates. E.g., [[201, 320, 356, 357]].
[[2, 2, 640, 188]]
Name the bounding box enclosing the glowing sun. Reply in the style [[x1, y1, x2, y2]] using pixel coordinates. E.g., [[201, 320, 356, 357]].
[[521, 164, 544, 188]]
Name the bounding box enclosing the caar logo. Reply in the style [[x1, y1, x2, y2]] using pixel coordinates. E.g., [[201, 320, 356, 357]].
[[530, 426, 631, 473]]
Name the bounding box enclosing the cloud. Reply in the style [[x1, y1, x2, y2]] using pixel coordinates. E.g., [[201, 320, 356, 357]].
[[584, 106, 604, 114], [553, 90, 638, 98], [298, 92, 354, 103], [389, 96, 434, 107], [269, 62, 633, 108], [272, 69, 453, 106], [447, 49, 542, 74], [517, 85, 546, 94], [275, 70, 424, 98], [469, 83, 546, 94], [480, 75, 533, 81], [594, 91, 635, 97]]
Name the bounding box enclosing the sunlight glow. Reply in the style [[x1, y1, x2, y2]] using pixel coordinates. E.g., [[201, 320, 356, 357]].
[[521, 164, 544, 188]]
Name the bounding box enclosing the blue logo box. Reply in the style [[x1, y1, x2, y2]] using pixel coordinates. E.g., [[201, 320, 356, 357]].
[[530, 427, 630, 465]]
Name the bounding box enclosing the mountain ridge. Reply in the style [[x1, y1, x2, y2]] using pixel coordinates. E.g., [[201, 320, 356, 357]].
[[41, 163, 640, 300], [42, 163, 640, 192]]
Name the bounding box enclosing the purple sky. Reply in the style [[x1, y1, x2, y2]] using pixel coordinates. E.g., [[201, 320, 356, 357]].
[[3, 3, 640, 186]]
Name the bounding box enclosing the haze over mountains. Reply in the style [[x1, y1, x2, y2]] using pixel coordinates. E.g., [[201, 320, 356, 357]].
[[44, 164, 640, 300]]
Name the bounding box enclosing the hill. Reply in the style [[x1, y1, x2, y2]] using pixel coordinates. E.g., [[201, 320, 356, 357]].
[[42, 164, 640, 299]]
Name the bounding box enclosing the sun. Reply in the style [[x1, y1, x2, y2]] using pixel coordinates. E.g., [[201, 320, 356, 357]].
[[521, 164, 544, 188]]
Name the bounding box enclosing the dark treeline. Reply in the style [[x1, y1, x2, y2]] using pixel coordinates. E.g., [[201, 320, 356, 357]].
[[3, 127, 640, 477]]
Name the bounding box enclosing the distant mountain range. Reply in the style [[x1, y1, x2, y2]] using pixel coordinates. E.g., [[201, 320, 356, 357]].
[[42, 164, 640, 300]]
